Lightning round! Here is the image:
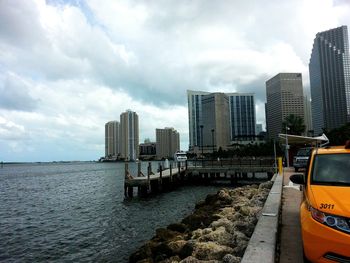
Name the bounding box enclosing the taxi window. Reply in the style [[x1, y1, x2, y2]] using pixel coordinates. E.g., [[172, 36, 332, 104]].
[[312, 154, 350, 185]]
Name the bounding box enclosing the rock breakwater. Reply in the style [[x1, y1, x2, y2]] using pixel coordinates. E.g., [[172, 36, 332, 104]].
[[129, 181, 273, 263]]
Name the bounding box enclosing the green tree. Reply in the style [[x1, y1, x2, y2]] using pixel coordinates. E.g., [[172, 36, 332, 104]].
[[325, 122, 350, 146], [282, 114, 306, 135]]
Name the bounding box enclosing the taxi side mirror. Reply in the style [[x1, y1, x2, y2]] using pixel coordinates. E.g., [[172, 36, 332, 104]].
[[290, 173, 305, 185]]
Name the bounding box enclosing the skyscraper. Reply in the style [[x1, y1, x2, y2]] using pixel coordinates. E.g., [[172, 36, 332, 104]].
[[227, 93, 256, 141], [187, 90, 256, 151], [201, 93, 230, 150], [120, 110, 139, 161], [187, 90, 209, 150], [156, 127, 180, 159], [309, 26, 350, 135], [265, 73, 305, 139], [105, 121, 120, 158]]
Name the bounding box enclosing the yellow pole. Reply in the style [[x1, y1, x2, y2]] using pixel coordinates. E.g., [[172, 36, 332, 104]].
[[278, 157, 283, 175]]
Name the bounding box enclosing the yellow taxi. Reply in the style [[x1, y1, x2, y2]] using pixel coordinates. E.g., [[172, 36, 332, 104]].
[[290, 141, 350, 262]]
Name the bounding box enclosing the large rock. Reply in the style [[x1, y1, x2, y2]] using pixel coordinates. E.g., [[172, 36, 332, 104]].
[[191, 228, 212, 240], [129, 241, 155, 263], [222, 254, 241, 263], [182, 210, 220, 231], [158, 255, 181, 263], [210, 218, 234, 232], [167, 240, 187, 255], [217, 189, 233, 204], [231, 231, 249, 256], [197, 226, 233, 247], [192, 242, 234, 261], [259, 181, 273, 189], [155, 228, 183, 242]]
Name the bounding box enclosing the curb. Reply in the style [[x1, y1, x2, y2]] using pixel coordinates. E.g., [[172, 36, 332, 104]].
[[241, 173, 283, 263]]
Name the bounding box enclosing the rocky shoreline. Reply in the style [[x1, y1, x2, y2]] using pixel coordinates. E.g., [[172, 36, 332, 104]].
[[129, 181, 273, 263]]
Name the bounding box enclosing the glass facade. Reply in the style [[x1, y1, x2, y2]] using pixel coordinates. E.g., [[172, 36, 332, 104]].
[[309, 26, 350, 134], [229, 94, 256, 141]]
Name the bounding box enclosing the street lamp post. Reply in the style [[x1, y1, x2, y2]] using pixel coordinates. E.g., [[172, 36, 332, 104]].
[[211, 129, 215, 156], [200, 125, 204, 158], [285, 125, 290, 167], [273, 139, 277, 174]]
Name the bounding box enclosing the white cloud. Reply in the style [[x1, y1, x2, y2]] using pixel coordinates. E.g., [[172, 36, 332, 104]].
[[0, 0, 350, 161], [0, 116, 26, 140]]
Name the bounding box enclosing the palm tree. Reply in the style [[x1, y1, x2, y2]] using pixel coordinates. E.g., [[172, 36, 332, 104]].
[[282, 114, 306, 135]]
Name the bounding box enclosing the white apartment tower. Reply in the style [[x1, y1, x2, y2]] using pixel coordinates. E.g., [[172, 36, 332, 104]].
[[120, 110, 139, 161], [105, 121, 120, 158]]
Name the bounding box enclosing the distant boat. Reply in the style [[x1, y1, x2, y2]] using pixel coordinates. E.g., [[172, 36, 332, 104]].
[[174, 151, 187, 162]]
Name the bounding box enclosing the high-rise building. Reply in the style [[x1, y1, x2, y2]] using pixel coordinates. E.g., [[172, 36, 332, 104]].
[[120, 110, 139, 161], [156, 127, 180, 159], [105, 121, 120, 158], [309, 26, 350, 135], [187, 90, 256, 151], [265, 73, 305, 139], [202, 93, 230, 150], [187, 90, 209, 150], [227, 93, 256, 141]]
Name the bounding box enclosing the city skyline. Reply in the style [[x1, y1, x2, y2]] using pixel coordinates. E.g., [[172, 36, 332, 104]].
[[1, 0, 350, 162]]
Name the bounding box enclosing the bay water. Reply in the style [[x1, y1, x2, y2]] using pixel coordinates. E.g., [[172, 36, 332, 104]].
[[0, 162, 223, 262]]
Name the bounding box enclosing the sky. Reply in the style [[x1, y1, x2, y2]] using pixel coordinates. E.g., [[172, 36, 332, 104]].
[[1, 0, 350, 162]]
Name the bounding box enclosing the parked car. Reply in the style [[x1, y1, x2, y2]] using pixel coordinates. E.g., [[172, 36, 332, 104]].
[[293, 147, 312, 172], [290, 141, 350, 262]]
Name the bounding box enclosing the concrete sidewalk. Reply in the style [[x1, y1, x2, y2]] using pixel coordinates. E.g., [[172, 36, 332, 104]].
[[279, 168, 304, 262]]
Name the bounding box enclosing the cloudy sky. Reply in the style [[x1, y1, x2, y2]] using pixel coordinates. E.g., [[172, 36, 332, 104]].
[[1, 0, 349, 162]]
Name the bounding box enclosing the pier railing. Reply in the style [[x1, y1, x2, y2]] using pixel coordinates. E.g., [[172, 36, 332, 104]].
[[187, 157, 275, 168], [124, 157, 277, 198]]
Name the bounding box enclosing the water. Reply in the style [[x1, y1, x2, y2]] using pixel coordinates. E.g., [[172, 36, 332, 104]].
[[0, 162, 223, 262]]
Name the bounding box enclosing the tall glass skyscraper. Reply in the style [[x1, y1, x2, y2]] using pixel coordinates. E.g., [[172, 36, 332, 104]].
[[227, 93, 256, 141], [309, 25, 350, 135]]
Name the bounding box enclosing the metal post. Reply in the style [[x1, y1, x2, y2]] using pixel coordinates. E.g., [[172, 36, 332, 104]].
[[159, 164, 162, 190], [138, 161, 141, 177], [125, 162, 129, 179], [211, 129, 215, 155], [211, 129, 214, 166], [273, 139, 277, 174], [170, 163, 172, 182], [200, 125, 204, 158], [200, 125, 204, 168], [285, 125, 290, 167]]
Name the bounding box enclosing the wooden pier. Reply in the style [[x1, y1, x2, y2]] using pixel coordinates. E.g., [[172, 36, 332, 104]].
[[124, 158, 276, 198]]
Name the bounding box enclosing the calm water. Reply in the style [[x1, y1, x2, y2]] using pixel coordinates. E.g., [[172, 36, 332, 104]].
[[0, 162, 223, 262]]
